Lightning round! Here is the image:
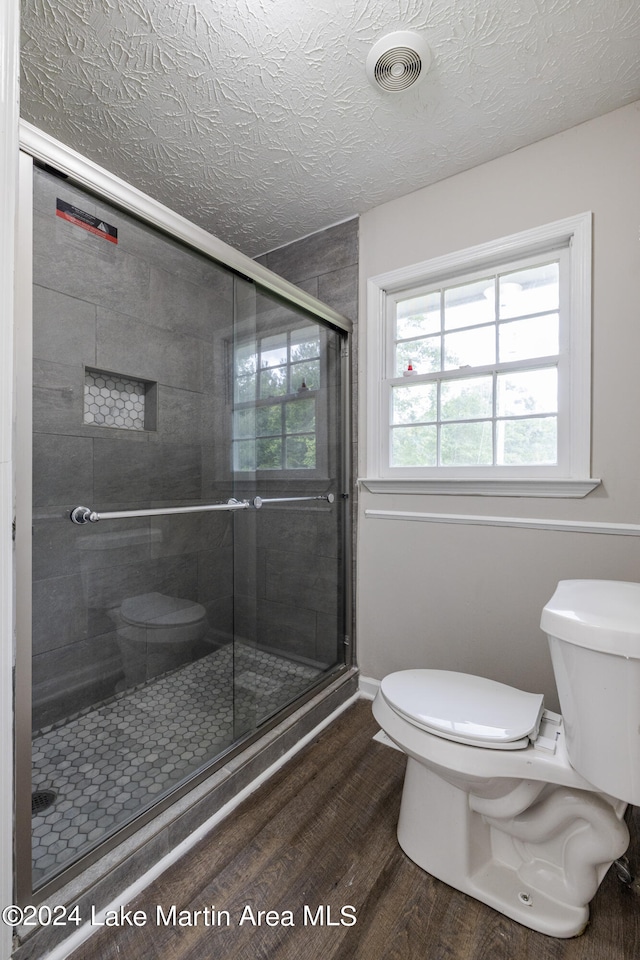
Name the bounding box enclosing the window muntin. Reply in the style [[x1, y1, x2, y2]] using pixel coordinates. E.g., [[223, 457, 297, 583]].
[[387, 254, 565, 473], [233, 326, 321, 472]]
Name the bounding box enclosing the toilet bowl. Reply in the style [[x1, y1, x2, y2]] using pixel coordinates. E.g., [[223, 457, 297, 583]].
[[372, 579, 640, 938], [113, 592, 208, 687]]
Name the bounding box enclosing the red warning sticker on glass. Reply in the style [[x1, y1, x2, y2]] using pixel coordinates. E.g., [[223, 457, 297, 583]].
[[56, 199, 118, 244]]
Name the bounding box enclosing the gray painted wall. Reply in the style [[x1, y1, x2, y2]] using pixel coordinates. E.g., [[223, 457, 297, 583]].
[[357, 103, 640, 710]]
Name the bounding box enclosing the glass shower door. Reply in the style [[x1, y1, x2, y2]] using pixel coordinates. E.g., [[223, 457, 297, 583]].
[[26, 162, 348, 893], [29, 164, 240, 887], [230, 279, 347, 735]]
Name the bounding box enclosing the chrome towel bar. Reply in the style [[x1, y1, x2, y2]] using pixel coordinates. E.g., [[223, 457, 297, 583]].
[[70, 494, 334, 524]]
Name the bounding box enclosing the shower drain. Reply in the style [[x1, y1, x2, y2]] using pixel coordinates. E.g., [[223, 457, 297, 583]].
[[32, 789, 57, 816]]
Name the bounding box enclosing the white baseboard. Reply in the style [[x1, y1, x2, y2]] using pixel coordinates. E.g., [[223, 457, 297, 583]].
[[358, 675, 381, 700]]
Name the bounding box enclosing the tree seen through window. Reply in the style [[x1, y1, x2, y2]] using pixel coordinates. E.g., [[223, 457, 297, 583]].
[[391, 261, 560, 467]]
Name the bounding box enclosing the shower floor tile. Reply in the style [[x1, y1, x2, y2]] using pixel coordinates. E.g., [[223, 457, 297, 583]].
[[31, 643, 321, 886]]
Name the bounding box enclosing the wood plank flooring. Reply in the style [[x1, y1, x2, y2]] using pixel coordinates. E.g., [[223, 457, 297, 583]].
[[69, 700, 640, 960]]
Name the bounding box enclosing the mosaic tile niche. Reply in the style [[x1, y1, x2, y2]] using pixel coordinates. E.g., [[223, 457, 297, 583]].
[[84, 368, 156, 431]]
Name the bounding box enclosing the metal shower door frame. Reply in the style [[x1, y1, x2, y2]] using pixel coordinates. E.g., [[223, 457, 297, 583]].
[[14, 125, 353, 905]]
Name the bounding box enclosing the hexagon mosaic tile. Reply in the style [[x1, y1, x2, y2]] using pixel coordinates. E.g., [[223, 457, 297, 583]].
[[31, 643, 320, 885], [84, 369, 146, 430]]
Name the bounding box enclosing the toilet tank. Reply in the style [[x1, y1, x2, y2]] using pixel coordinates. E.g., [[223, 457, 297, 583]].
[[541, 579, 640, 804]]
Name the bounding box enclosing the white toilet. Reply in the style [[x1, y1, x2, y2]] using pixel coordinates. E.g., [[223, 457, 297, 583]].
[[372, 579, 640, 938], [113, 592, 208, 687]]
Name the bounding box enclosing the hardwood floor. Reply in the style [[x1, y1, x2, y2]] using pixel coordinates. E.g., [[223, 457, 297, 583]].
[[69, 700, 640, 960]]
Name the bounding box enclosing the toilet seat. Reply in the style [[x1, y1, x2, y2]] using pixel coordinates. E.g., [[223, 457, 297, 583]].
[[120, 592, 206, 630], [380, 669, 545, 750]]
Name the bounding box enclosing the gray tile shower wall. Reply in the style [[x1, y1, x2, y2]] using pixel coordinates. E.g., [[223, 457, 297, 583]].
[[31, 166, 236, 729], [255, 216, 358, 446], [247, 219, 359, 668], [259, 220, 358, 308]]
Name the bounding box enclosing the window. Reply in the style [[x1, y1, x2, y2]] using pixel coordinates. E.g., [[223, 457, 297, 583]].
[[390, 257, 561, 469], [233, 325, 322, 473], [364, 213, 599, 497]]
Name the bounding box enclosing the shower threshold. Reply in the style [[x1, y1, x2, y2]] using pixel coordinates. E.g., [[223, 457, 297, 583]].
[[31, 643, 322, 886]]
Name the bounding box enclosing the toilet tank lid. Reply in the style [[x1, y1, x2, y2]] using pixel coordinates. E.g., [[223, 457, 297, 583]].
[[541, 579, 640, 657], [120, 592, 206, 627], [380, 670, 544, 747]]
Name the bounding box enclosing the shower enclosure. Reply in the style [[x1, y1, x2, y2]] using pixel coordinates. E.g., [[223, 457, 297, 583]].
[[15, 128, 351, 901]]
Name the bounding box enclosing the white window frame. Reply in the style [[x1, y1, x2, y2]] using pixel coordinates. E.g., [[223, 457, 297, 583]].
[[363, 213, 600, 497]]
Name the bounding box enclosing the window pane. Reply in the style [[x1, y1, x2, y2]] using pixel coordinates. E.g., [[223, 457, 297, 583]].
[[291, 358, 320, 391], [396, 337, 441, 376], [444, 278, 495, 330], [392, 383, 437, 425], [259, 366, 287, 397], [256, 405, 281, 436], [286, 435, 316, 469], [256, 437, 282, 469], [376, 217, 591, 482], [441, 421, 493, 465], [285, 397, 315, 433], [443, 326, 495, 369], [497, 417, 557, 465], [499, 262, 559, 319], [396, 292, 441, 339], [499, 315, 559, 363], [441, 376, 492, 421], [233, 408, 255, 439], [235, 343, 257, 374], [391, 424, 437, 467], [235, 374, 256, 403], [497, 368, 557, 417], [234, 439, 255, 472], [261, 334, 288, 368], [290, 329, 320, 361]]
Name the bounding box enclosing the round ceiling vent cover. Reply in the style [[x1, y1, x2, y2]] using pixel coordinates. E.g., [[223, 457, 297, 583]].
[[366, 31, 432, 93]]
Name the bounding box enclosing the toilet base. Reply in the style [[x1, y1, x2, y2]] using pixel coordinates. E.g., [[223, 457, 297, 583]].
[[397, 757, 628, 938]]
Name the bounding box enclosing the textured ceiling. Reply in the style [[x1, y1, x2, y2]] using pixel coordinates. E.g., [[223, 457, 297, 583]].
[[20, 0, 640, 257]]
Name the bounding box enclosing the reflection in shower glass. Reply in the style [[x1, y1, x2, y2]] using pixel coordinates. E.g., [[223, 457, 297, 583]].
[[230, 278, 345, 737], [30, 166, 347, 887]]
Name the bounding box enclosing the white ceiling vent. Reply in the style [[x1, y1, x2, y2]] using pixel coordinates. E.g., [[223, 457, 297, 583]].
[[366, 31, 432, 93]]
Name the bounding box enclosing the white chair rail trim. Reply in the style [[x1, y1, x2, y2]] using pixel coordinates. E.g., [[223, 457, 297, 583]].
[[364, 509, 640, 537]]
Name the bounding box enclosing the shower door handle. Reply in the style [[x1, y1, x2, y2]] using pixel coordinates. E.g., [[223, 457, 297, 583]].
[[70, 493, 334, 524], [251, 494, 334, 508]]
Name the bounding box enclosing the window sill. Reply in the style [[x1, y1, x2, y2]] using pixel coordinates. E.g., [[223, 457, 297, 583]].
[[359, 477, 601, 498]]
